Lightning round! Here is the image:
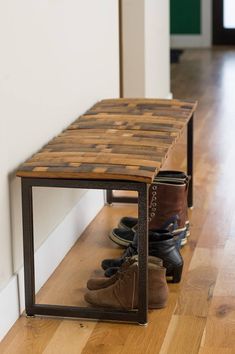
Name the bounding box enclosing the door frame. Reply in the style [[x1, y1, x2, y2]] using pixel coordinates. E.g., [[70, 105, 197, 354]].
[[213, 0, 235, 44]]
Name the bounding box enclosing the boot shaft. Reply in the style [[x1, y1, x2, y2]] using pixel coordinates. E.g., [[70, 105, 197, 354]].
[[149, 173, 189, 231]]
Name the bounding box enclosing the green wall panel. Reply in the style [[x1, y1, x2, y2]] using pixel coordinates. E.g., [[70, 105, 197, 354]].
[[170, 0, 201, 34]]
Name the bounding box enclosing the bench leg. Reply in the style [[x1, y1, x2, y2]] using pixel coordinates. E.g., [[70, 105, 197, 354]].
[[106, 189, 138, 204], [106, 190, 113, 204], [21, 178, 148, 324], [137, 183, 149, 325], [187, 114, 194, 208], [22, 179, 36, 316]]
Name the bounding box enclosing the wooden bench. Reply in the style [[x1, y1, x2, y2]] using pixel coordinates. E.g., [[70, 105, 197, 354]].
[[17, 98, 197, 325]]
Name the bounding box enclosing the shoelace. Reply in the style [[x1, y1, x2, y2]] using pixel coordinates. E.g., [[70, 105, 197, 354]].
[[124, 244, 138, 258]]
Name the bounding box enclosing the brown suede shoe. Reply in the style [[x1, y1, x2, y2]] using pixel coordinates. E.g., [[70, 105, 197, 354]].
[[87, 255, 163, 291], [85, 260, 168, 310]]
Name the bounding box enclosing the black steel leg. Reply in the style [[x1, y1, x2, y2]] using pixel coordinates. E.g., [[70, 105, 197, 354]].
[[137, 184, 149, 325], [21, 178, 149, 324], [187, 114, 194, 208], [106, 189, 138, 204], [106, 190, 113, 204], [21, 178, 35, 316]]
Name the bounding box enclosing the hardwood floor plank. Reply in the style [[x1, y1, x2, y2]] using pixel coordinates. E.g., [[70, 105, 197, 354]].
[[43, 321, 96, 354], [159, 315, 206, 354], [199, 347, 235, 354], [0, 317, 61, 354], [202, 296, 235, 349]]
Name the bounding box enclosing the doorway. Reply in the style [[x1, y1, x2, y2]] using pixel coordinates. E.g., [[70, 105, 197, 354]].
[[213, 0, 235, 44]]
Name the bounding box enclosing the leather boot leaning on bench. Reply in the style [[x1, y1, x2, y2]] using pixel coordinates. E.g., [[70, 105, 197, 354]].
[[16, 98, 197, 324]]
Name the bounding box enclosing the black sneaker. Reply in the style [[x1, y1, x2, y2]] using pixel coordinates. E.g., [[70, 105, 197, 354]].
[[101, 243, 137, 271], [109, 228, 135, 247], [109, 224, 187, 249], [118, 216, 138, 231]]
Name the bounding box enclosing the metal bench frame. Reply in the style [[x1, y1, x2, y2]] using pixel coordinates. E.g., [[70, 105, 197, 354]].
[[21, 114, 194, 325]]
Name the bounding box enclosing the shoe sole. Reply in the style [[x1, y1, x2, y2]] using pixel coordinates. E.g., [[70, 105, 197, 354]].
[[109, 231, 130, 248], [180, 237, 187, 246]]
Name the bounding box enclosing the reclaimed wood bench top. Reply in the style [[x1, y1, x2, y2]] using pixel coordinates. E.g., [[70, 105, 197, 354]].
[[16, 98, 197, 183]]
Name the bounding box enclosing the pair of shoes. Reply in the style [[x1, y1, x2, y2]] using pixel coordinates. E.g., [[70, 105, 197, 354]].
[[103, 230, 184, 283], [109, 170, 190, 248], [85, 256, 168, 310], [110, 216, 187, 249]]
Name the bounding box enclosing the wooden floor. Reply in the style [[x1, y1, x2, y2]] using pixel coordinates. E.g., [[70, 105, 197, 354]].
[[2, 48, 235, 353]]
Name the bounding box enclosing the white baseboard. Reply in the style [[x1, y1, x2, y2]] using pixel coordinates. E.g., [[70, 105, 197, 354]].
[[0, 189, 104, 341], [171, 35, 211, 48], [166, 92, 173, 99], [0, 276, 19, 341]]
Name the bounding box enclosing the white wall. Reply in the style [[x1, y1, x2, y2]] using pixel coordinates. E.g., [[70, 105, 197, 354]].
[[122, 0, 171, 98], [122, 0, 145, 97], [145, 0, 170, 98], [0, 0, 119, 338]]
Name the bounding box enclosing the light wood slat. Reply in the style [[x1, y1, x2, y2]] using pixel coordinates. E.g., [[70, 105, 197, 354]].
[[28, 152, 163, 164], [24, 156, 162, 168], [75, 115, 187, 124], [46, 137, 173, 148], [16, 98, 197, 181], [59, 130, 175, 141], [66, 128, 178, 138], [60, 131, 175, 143], [31, 151, 163, 161], [86, 108, 192, 118], [18, 169, 155, 182], [78, 113, 188, 121], [44, 145, 167, 157], [69, 122, 182, 133]]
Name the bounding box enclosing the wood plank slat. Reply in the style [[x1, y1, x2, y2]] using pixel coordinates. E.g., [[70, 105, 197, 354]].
[[76, 114, 188, 124], [46, 136, 173, 149], [65, 128, 178, 138], [24, 156, 162, 169]]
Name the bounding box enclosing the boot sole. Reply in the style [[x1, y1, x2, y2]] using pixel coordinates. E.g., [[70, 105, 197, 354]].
[[109, 231, 130, 248]]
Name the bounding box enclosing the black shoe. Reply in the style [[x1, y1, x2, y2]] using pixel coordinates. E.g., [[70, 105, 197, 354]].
[[109, 228, 135, 248], [104, 266, 120, 277], [110, 220, 187, 249], [148, 231, 184, 283], [101, 243, 137, 271], [118, 216, 138, 231], [103, 231, 183, 282]]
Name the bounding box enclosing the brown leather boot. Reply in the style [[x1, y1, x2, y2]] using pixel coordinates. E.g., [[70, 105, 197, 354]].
[[149, 174, 190, 234], [116, 171, 190, 245], [87, 256, 163, 291], [84, 260, 168, 310]]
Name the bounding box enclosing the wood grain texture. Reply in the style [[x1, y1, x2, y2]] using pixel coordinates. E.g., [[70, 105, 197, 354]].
[[16, 98, 197, 182], [159, 315, 206, 354]]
